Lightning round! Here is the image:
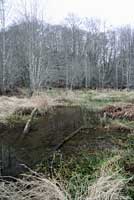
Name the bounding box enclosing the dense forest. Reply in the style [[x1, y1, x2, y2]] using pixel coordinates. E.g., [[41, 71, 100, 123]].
[[1, 1, 134, 92]]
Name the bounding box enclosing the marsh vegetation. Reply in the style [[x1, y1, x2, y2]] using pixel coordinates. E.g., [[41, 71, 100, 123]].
[[0, 89, 133, 199]]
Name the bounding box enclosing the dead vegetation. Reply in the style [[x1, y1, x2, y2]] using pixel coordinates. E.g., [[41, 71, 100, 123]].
[[0, 173, 66, 200], [0, 95, 53, 122], [86, 173, 129, 200], [102, 104, 134, 120], [0, 90, 80, 122], [0, 96, 35, 121]]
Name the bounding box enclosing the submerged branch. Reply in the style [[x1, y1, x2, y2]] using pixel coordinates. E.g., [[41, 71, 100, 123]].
[[55, 126, 84, 150]]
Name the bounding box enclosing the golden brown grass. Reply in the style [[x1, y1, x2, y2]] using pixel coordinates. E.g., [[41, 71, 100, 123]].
[[0, 96, 34, 121], [0, 172, 67, 200], [0, 90, 79, 121], [86, 173, 129, 200]]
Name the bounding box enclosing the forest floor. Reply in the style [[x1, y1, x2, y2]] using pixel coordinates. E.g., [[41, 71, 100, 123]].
[[0, 88, 134, 199]]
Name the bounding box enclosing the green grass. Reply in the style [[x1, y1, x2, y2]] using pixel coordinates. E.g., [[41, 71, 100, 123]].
[[78, 89, 134, 109], [43, 88, 134, 109], [36, 131, 134, 199], [5, 114, 29, 127]]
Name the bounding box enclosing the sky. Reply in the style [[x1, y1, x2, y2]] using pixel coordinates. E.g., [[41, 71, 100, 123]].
[[45, 0, 134, 26], [7, 0, 134, 27]]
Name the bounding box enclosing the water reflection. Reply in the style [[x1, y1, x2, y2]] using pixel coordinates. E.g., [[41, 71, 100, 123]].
[[0, 143, 23, 176]]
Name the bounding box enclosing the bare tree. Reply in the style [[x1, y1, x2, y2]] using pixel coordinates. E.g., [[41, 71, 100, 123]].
[[65, 13, 82, 89], [0, 0, 6, 91], [19, 0, 47, 91]]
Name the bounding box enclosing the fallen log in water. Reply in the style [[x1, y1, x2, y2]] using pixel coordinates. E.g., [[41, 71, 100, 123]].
[[55, 126, 84, 150], [23, 108, 38, 136]]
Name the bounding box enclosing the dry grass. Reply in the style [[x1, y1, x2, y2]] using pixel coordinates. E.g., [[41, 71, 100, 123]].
[[0, 95, 54, 122], [86, 173, 130, 200], [0, 90, 80, 121], [31, 94, 54, 114], [0, 96, 35, 121], [54, 90, 80, 105], [0, 172, 68, 200]]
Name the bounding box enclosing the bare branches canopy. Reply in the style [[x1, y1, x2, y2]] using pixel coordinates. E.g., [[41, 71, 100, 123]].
[[0, 1, 134, 92]]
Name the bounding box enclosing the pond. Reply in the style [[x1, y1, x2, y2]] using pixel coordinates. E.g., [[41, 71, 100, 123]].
[[0, 105, 129, 176]]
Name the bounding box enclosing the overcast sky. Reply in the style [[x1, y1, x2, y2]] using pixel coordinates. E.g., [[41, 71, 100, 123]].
[[46, 0, 134, 26], [9, 0, 134, 27]]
